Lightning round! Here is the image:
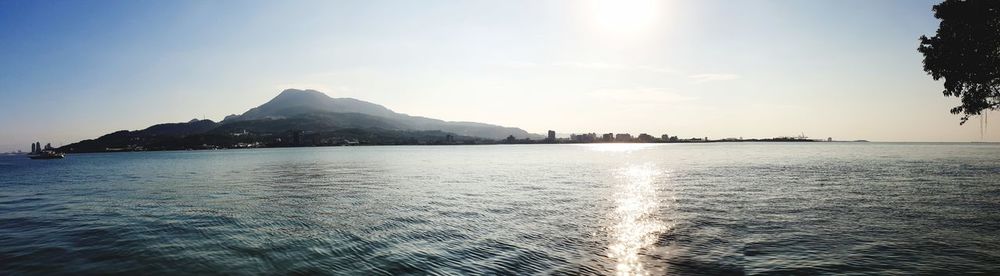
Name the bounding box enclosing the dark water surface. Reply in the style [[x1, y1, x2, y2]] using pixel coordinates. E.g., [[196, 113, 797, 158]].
[[1, 143, 998, 275]]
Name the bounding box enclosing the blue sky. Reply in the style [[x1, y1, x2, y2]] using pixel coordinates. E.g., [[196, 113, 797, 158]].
[[1, 0, 994, 151]]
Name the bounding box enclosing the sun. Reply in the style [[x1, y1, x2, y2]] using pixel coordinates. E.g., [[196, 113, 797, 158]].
[[586, 0, 662, 36]]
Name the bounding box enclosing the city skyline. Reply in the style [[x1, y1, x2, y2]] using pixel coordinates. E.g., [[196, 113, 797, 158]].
[[2, 0, 999, 152]]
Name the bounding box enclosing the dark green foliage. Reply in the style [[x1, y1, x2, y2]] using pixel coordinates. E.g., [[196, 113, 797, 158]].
[[918, 0, 1000, 124]]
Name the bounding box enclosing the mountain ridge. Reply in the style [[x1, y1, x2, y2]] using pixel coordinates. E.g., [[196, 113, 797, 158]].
[[58, 88, 542, 152], [223, 89, 541, 140]]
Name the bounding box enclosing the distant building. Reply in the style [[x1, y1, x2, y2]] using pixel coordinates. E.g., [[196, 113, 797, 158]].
[[571, 133, 597, 143], [506, 135, 516, 143], [615, 133, 632, 142], [584, 133, 598, 142], [547, 130, 556, 141], [602, 133, 614, 142], [637, 133, 654, 143], [827, 137, 833, 142], [291, 130, 302, 146]]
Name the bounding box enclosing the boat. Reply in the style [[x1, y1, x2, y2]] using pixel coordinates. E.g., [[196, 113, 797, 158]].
[[28, 150, 65, 159], [27, 141, 65, 159]]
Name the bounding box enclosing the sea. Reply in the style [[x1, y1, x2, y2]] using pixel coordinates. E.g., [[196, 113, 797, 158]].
[[1, 143, 998, 275]]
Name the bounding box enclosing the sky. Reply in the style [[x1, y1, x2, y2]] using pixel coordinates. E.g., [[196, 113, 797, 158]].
[[1, 0, 997, 151]]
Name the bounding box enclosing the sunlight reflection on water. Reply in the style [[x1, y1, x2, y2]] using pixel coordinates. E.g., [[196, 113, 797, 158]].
[[583, 143, 659, 153], [2, 145, 1000, 274], [609, 163, 669, 276]]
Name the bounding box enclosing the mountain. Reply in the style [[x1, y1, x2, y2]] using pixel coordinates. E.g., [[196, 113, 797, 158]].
[[223, 89, 541, 140], [141, 119, 220, 136], [59, 119, 220, 152], [58, 89, 542, 152], [223, 89, 399, 122], [211, 112, 407, 134]]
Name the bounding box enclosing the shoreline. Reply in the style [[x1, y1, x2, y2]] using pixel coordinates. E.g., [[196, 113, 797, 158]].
[[36, 139, 867, 155]]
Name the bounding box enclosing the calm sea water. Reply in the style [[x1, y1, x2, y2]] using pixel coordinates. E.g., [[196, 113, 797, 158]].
[[1, 143, 998, 275]]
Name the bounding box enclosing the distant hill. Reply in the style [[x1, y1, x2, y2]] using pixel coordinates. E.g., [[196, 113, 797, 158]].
[[59, 119, 220, 152], [141, 119, 220, 136], [223, 89, 541, 140], [59, 89, 542, 152], [211, 112, 407, 134], [223, 89, 399, 122]]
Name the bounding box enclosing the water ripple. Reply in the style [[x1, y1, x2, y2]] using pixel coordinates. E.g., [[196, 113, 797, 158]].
[[1, 144, 999, 274]]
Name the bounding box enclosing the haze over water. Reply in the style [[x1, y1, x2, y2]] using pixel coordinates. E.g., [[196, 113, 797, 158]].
[[1, 143, 998, 274]]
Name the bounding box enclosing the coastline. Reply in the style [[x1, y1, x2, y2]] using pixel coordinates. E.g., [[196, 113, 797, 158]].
[[46, 138, 864, 154]]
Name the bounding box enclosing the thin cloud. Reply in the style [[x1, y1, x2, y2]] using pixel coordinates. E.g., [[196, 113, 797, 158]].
[[688, 73, 741, 83], [498, 61, 678, 75], [555, 62, 678, 75], [636, 65, 679, 74], [553, 62, 631, 71], [494, 61, 540, 69], [589, 87, 696, 104]]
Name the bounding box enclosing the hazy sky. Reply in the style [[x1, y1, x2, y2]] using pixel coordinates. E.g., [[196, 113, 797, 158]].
[[1, 0, 997, 151]]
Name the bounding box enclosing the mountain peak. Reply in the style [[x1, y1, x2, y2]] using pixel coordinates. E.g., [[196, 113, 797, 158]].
[[223, 89, 395, 123], [271, 88, 333, 103], [277, 88, 327, 97], [216, 88, 540, 140]]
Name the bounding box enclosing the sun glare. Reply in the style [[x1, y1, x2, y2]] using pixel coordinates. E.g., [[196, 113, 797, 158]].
[[586, 0, 662, 36]]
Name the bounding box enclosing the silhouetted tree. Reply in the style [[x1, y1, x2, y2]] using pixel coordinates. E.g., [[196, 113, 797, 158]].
[[918, 0, 1000, 124]]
